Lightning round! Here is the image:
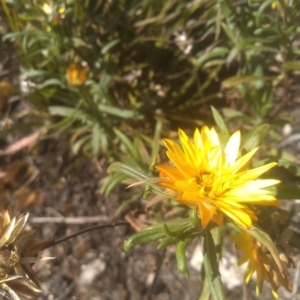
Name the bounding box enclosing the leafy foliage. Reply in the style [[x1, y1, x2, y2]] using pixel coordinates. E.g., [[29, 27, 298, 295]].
[[3, 0, 300, 159]]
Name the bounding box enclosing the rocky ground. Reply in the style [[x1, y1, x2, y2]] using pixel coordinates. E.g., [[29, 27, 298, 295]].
[[0, 127, 300, 300]]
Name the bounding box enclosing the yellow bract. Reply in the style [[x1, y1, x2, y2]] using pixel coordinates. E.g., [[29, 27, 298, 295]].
[[232, 231, 292, 298], [156, 126, 279, 228]]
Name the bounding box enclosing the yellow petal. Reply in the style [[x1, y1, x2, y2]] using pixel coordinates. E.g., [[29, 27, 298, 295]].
[[244, 261, 256, 283], [232, 162, 278, 184], [231, 147, 258, 174], [225, 130, 240, 166], [155, 164, 185, 180], [194, 128, 203, 148], [198, 201, 217, 228]]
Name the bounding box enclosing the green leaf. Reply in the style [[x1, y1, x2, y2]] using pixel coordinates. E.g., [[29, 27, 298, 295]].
[[222, 108, 250, 120], [221, 23, 236, 44], [135, 138, 151, 165], [242, 124, 271, 152], [151, 118, 163, 163], [97, 104, 142, 119], [195, 47, 229, 68], [100, 129, 108, 153], [211, 106, 230, 142], [107, 162, 149, 181], [100, 173, 128, 197], [22, 69, 53, 78], [92, 123, 101, 156], [37, 78, 64, 89], [277, 158, 300, 177], [157, 236, 179, 249], [101, 39, 120, 55], [226, 44, 241, 66], [273, 185, 300, 200], [189, 208, 200, 228], [3, 31, 27, 41], [124, 227, 166, 252], [48, 106, 76, 117], [222, 76, 273, 89], [198, 276, 211, 300], [202, 228, 225, 300], [124, 219, 191, 252], [114, 128, 140, 161], [72, 135, 90, 155], [176, 238, 192, 277]]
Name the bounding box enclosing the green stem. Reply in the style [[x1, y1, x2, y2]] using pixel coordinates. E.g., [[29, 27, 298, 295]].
[[198, 276, 211, 300], [202, 226, 226, 300]]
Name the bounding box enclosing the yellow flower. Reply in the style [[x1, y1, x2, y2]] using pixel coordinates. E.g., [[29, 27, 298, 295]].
[[156, 126, 279, 228], [66, 64, 88, 86], [232, 231, 292, 298]]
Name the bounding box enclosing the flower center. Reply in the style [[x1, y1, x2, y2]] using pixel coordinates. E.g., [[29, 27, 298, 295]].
[[0, 245, 20, 269], [196, 171, 215, 193]]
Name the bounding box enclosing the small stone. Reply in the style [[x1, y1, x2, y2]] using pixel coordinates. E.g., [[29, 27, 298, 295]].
[[78, 258, 106, 286], [282, 124, 292, 136]]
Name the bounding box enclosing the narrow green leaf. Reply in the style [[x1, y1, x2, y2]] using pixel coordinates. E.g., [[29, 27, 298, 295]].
[[99, 173, 128, 197], [222, 108, 250, 120], [107, 162, 149, 181], [195, 47, 229, 68], [221, 23, 236, 43], [203, 59, 226, 69], [189, 208, 200, 228], [48, 106, 76, 117], [211, 106, 230, 142], [72, 135, 90, 155], [226, 45, 240, 66], [3, 31, 26, 41], [278, 159, 300, 177], [151, 118, 163, 163], [22, 69, 53, 78], [101, 39, 120, 54], [100, 129, 108, 153], [124, 229, 166, 252], [37, 78, 63, 89], [273, 185, 300, 200], [203, 228, 226, 300], [242, 124, 271, 152], [198, 276, 211, 300], [115, 192, 143, 215], [176, 238, 192, 277], [114, 128, 140, 160], [97, 104, 142, 119], [124, 219, 191, 252], [135, 16, 160, 27], [92, 123, 101, 156], [157, 236, 178, 249], [222, 76, 273, 88]]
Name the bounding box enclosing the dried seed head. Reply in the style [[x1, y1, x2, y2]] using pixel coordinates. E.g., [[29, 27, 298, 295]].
[[0, 211, 53, 299]]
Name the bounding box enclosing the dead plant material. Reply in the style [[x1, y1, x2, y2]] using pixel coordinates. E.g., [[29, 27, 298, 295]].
[[0, 210, 53, 300]]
